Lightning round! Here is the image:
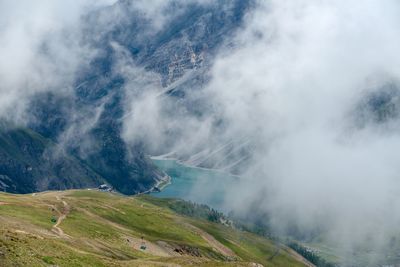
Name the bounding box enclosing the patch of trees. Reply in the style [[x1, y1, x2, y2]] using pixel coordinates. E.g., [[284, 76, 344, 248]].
[[288, 242, 337, 267], [167, 199, 227, 223]]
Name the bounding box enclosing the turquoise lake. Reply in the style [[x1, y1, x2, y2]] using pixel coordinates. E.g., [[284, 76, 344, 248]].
[[150, 159, 238, 211]]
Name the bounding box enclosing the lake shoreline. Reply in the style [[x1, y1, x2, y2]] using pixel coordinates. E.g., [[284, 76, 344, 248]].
[[150, 156, 241, 179], [139, 174, 172, 195], [149, 157, 238, 212]]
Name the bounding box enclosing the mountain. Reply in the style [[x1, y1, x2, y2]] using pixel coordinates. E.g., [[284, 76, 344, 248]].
[[1, 0, 252, 195], [0, 126, 104, 194], [0, 189, 308, 266]]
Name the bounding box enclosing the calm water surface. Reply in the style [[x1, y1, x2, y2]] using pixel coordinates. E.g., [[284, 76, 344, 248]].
[[150, 159, 238, 211]]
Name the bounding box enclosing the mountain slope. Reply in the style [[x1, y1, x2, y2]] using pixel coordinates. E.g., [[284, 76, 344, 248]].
[[0, 127, 105, 194], [22, 0, 252, 195], [0, 190, 308, 267]]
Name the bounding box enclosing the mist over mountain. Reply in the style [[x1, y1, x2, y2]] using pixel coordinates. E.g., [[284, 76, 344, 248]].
[[2, 0, 400, 266], [0, 0, 251, 194]]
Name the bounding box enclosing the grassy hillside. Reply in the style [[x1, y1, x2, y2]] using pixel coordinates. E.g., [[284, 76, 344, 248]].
[[0, 190, 310, 267]]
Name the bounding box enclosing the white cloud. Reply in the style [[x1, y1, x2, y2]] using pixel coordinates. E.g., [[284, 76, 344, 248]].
[[205, 0, 400, 258], [0, 0, 116, 122]]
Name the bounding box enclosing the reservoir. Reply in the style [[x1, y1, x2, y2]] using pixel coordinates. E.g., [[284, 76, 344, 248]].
[[150, 159, 238, 211]]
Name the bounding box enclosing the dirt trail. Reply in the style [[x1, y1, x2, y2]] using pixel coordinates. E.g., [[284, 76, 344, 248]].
[[0, 201, 8, 205], [52, 195, 71, 238], [184, 223, 236, 258]]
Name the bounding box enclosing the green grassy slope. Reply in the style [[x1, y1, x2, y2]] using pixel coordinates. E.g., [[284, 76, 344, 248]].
[[0, 190, 308, 267]]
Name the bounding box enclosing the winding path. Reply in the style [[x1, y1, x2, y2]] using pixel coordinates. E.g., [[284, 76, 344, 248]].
[[52, 196, 71, 238]]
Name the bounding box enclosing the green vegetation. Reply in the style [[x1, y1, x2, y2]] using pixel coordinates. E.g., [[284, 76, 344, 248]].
[[142, 196, 227, 223], [288, 242, 337, 267], [0, 190, 306, 266]]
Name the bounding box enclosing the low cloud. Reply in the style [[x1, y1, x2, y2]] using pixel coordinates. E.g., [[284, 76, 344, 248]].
[[0, 0, 116, 123], [207, 0, 400, 261], [119, 0, 400, 261]]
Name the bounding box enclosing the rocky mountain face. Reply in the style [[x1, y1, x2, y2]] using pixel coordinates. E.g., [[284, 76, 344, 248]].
[[1, 0, 252, 194]]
